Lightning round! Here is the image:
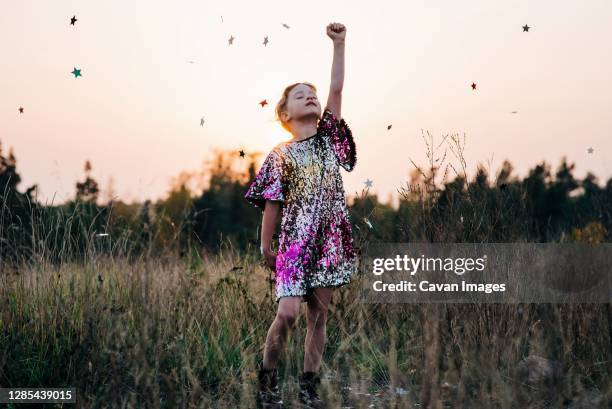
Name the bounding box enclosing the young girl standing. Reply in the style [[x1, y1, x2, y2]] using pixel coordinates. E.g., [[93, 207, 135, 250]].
[[245, 22, 357, 408]]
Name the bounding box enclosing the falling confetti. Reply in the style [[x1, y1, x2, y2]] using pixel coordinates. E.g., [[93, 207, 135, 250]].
[[228, 35, 235, 45], [95, 233, 109, 237], [259, 99, 268, 107], [263, 36, 269, 47], [363, 218, 373, 229], [511, 111, 518, 114], [282, 23, 290, 29], [471, 82, 477, 90], [221, 15, 224, 23], [71, 67, 82, 78], [18, 107, 24, 114], [522, 24, 530, 32], [587, 147, 594, 154], [200, 117, 205, 127], [70, 15, 77, 26], [387, 124, 392, 130], [239, 149, 246, 158], [187, 60, 195, 64], [364, 179, 373, 188]]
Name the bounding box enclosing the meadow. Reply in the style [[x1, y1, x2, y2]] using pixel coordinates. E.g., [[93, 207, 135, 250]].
[[1, 134, 611, 408]]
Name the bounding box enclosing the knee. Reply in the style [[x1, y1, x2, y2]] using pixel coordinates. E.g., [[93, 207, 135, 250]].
[[307, 309, 328, 329], [277, 310, 299, 329]]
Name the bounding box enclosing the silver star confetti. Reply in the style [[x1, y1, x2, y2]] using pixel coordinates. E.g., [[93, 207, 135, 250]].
[[364, 179, 373, 188], [282, 23, 290, 29], [228, 35, 235, 45], [263, 36, 269, 46], [200, 117, 205, 127], [587, 147, 594, 154]]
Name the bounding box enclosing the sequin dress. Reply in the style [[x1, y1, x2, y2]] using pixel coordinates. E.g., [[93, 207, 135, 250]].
[[245, 108, 357, 303]]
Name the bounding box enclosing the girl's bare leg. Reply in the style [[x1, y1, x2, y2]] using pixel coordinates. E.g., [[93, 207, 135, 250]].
[[303, 287, 333, 373], [262, 296, 302, 369]]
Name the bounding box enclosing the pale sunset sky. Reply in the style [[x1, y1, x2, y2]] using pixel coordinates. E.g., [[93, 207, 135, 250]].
[[2, 0, 611, 207]]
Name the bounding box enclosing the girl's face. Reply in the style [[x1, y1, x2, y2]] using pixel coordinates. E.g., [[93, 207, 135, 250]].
[[282, 84, 321, 123]]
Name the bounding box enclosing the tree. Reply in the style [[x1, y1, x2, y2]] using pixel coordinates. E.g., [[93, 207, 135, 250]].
[[75, 160, 99, 203]]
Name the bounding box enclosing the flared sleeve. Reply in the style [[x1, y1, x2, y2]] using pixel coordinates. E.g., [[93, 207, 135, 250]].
[[317, 108, 357, 172], [244, 149, 286, 211]]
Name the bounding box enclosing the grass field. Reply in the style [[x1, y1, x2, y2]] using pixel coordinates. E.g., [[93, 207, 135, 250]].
[[2, 240, 610, 408]]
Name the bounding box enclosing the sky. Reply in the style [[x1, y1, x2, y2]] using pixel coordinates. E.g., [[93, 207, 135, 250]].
[[2, 0, 611, 207]]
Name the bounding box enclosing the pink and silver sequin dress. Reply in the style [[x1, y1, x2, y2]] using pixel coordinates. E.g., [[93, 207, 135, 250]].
[[245, 108, 357, 303]]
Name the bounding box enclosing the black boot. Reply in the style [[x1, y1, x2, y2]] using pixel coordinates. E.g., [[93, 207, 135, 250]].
[[298, 371, 324, 408], [256, 361, 284, 409]]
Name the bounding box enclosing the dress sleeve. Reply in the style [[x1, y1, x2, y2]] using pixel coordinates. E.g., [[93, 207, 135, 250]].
[[317, 108, 357, 172], [244, 149, 285, 211]]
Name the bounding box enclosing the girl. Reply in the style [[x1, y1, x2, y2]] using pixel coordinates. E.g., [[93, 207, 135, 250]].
[[245, 22, 356, 409]]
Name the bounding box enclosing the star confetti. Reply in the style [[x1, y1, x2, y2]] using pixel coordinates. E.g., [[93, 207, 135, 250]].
[[70, 15, 77, 25], [363, 217, 373, 229], [587, 147, 594, 154], [387, 124, 392, 130], [263, 36, 269, 47], [364, 179, 373, 188], [221, 15, 224, 23], [239, 149, 246, 158], [228, 35, 235, 45], [259, 99, 268, 107], [522, 24, 530, 32], [282, 23, 290, 29], [18, 106, 24, 114], [511, 111, 518, 114], [187, 60, 195, 64], [200, 117, 205, 126], [71, 67, 82, 78], [471, 82, 477, 90]]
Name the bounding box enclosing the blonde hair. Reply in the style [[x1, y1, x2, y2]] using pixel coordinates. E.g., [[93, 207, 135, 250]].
[[275, 82, 317, 133]]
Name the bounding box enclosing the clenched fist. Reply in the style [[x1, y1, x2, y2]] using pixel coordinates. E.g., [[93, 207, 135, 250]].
[[326, 22, 346, 43]]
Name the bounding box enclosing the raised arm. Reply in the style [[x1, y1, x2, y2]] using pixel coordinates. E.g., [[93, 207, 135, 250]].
[[325, 22, 346, 119]]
